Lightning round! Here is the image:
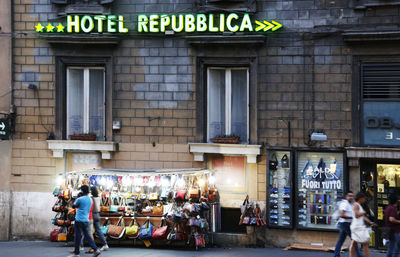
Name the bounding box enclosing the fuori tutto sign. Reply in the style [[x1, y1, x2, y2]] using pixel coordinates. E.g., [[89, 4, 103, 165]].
[[35, 14, 282, 34]]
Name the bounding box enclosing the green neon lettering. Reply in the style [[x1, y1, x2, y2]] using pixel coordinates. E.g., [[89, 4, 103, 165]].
[[107, 15, 117, 32], [239, 13, 253, 32], [226, 13, 239, 32], [138, 15, 148, 32], [208, 14, 218, 32], [149, 15, 159, 32], [118, 15, 128, 33], [94, 15, 106, 33], [81, 15, 94, 33], [219, 13, 225, 32], [196, 14, 207, 32], [67, 15, 80, 33], [171, 15, 184, 32], [160, 15, 170, 32], [185, 14, 195, 32]]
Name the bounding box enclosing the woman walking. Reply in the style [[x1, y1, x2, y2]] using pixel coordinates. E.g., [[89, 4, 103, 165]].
[[91, 186, 109, 251], [349, 192, 376, 257]]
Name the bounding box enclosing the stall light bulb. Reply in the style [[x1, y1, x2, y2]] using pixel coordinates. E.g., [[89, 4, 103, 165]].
[[161, 177, 170, 188], [135, 186, 141, 192], [198, 179, 206, 187], [123, 176, 132, 186], [177, 178, 185, 188], [106, 179, 113, 189], [56, 175, 64, 186], [209, 176, 216, 185], [99, 177, 106, 186]]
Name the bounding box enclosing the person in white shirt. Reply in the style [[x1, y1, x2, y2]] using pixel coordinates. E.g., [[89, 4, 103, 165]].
[[334, 191, 361, 257]]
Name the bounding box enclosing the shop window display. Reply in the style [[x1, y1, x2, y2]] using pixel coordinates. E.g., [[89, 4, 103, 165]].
[[266, 150, 293, 228], [50, 170, 217, 249], [296, 152, 345, 230]]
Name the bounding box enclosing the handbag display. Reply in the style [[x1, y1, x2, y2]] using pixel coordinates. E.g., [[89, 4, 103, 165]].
[[269, 154, 278, 171], [138, 220, 154, 240], [152, 218, 168, 239], [108, 217, 126, 239], [175, 190, 187, 200], [125, 218, 140, 239], [281, 154, 289, 168], [153, 201, 164, 215]]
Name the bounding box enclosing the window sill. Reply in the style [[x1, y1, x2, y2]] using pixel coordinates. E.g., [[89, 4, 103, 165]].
[[47, 140, 118, 159], [188, 143, 262, 164]]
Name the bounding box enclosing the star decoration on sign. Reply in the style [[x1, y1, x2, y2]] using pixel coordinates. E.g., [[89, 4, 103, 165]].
[[46, 23, 55, 32], [35, 23, 44, 32], [56, 23, 65, 32]]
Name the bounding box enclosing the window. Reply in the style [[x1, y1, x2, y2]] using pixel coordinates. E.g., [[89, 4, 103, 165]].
[[354, 0, 400, 8], [207, 67, 249, 143], [67, 67, 105, 140]]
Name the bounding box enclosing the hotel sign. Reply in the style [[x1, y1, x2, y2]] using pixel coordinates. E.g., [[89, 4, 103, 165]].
[[35, 14, 282, 34]]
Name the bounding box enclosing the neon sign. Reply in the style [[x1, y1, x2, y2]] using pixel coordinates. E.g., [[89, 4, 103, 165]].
[[35, 14, 282, 34]]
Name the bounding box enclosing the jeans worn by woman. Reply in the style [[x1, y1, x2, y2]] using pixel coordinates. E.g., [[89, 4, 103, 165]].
[[93, 212, 107, 246]]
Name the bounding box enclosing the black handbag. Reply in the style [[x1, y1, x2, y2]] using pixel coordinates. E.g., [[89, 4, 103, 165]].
[[269, 154, 278, 170], [281, 154, 289, 168]]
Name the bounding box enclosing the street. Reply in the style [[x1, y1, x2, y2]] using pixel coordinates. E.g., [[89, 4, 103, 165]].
[[0, 241, 387, 257]]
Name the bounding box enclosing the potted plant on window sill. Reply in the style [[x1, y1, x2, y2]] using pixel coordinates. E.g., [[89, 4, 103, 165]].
[[212, 134, 240, 144], [69, 133, 97, 141]]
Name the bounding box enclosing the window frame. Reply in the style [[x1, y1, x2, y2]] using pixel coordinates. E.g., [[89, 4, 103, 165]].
[[55, 56, 112, 141], [196, 57, 257, 144], [206, 67, 249, 143], [66, 66, 106, 139]]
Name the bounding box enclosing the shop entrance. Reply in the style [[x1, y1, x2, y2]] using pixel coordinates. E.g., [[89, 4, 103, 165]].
[[360, 159, 400, 248]]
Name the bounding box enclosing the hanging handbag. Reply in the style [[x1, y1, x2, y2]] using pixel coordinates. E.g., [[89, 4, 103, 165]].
[[175, 190, 187, 200], [100, 193, 111, 212], [108, 217, 126, 239], [57, 227, 67, 242], [153, 201, 164, 215], [195, 235, 205, 247], [152, 218, 168, 239], [160, 189, 171, 201], [149, 193, 159, 201], [63, 188, 71, 200], [138, 219, 154, 240], [53, 186, 61, 197], [100, 218, 110, 236], [125, 218, 140, 239], [189, 188, 200, 199], [269, 154, 278, 170], [52, 198, 64, 212], [281, 154, 289, 168], [50, 229, 60, 242]]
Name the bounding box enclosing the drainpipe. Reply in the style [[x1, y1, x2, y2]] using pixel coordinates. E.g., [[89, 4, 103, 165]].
[[8, 0, 15, 242]]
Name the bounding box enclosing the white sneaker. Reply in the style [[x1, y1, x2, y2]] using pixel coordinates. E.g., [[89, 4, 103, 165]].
[[67, 255, 80, 257], [100, 244, 109, 251], [80, 247, 84, 252], [92, 250, 101, 257]]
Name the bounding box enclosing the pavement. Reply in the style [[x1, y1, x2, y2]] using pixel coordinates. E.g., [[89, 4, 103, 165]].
[[0, 241, 388, 257]]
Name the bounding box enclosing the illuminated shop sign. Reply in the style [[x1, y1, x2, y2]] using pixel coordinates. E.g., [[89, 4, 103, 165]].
[[35, 14, 282, 34]]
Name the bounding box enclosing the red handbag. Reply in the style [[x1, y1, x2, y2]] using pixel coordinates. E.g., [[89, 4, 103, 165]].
[[50, 229, 60, 242], [152, 219, 168, 239], [175, 190, 187, 200]]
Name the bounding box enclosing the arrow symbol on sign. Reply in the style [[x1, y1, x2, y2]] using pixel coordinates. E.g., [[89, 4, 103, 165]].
[[255, 20, 283, 32], [0, 122, 4, 131]]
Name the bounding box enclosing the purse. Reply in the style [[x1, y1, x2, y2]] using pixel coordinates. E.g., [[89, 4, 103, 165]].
[[281, 154, 289, 168], [108, 217, 126, 239], [189, 188, 200, 199], [57, 227, 67, 242], [100, 193, 111, 212], [50, 229, 60, 242], [149, 193, 159, 201], [138, 220, 154, 240], [269, 154, 278, 170], [125, 218, 140, 239], [195, 235, 205, 247], [63, 188, 71, 200], [100, 218, 110, 236], [152, 218, 168, 239], [153, 201, 164, 215], [175, 190, 187, 200], [160, 189, 171, 201], [53, 186, 60, 197]]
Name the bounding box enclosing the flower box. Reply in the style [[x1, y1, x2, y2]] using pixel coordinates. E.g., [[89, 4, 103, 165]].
[[69, 134, 97, 141]]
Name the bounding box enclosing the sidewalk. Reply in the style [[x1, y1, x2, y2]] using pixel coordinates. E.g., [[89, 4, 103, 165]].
[[0, 241, 387, 257]]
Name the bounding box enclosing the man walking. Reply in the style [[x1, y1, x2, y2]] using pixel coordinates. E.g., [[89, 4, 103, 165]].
[[385, 194, 400, 257], [68, 185, 101, 257], [334, 191, 361, 257]]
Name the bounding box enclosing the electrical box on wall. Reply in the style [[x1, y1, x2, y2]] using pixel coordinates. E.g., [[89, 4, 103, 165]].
[[112, 120, 121, 130]]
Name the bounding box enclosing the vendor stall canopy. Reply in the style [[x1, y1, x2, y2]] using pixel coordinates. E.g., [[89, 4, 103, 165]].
[[56, 168, 216, 191]]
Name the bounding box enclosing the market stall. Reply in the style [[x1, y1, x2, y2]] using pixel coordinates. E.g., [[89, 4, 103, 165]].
[[50, 168, 218, 249]]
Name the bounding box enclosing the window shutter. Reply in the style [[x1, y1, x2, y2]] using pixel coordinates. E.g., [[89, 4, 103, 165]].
[[362, 63, 400, 99]]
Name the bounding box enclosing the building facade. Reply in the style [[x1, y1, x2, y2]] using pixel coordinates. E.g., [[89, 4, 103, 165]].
[[4, 0, 400, 247]]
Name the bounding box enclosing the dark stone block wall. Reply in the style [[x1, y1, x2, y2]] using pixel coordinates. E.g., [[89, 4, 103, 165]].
[[12, 0, 400, 147]]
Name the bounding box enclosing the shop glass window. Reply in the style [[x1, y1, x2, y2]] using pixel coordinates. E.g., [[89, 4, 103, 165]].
[[266, 150, 293, 228], [296, 152, 345, 230], [207, 67, 249, 143], [67, 67, 105, 140]]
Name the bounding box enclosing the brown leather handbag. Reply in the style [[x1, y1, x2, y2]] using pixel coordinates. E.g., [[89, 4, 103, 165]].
[[153, 201, 164, 215], [108, 217, 125, 239]]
